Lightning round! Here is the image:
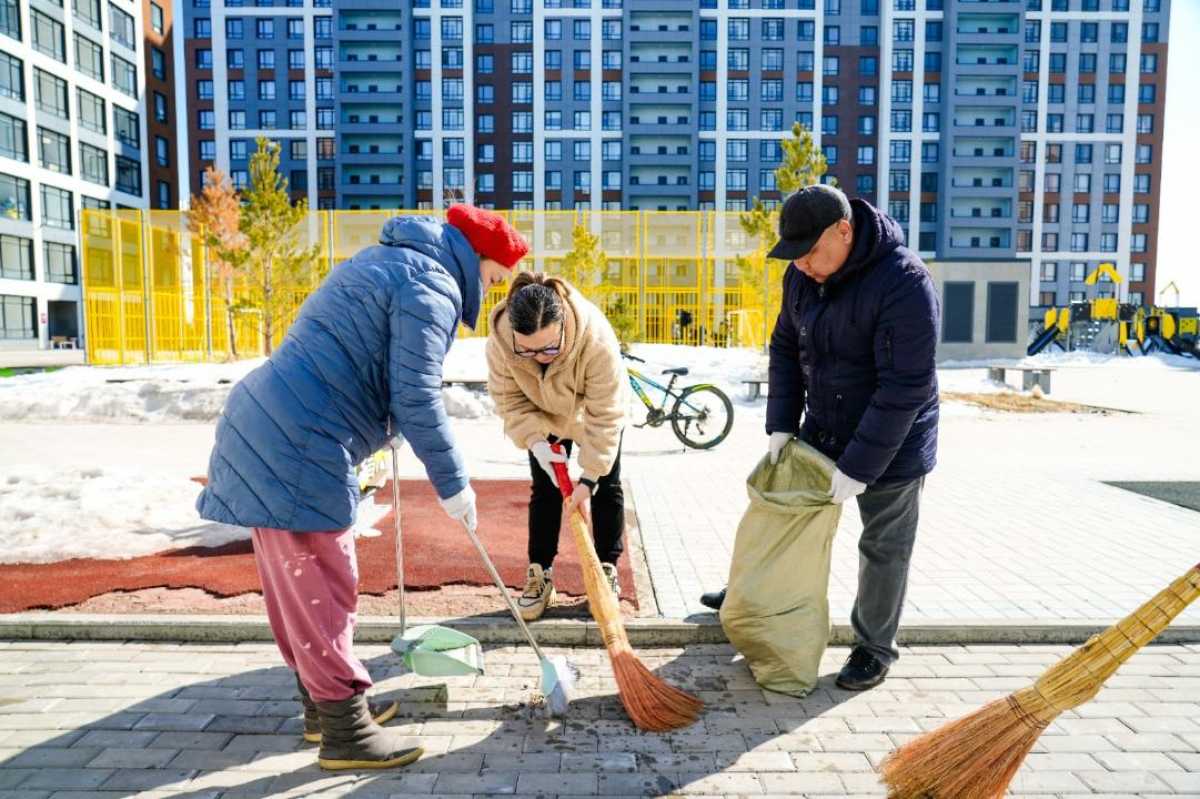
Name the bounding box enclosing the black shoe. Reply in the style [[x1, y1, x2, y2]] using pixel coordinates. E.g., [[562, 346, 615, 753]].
[[836, 647, 890, 691], [699, 587, 726, 611]]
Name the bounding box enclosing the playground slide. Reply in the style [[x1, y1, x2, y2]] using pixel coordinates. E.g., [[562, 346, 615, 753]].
[[1026, 325, 1059, 357]]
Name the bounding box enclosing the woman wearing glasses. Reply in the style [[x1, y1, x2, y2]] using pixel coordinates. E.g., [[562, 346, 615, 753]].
[[486, 272, 629, 621]]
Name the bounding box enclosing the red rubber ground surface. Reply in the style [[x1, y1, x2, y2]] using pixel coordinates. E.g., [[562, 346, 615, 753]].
[[0, 480, 637, 613]]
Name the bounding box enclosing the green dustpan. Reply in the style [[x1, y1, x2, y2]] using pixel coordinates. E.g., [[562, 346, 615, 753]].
[[392, 624, 485, 676], [386, 441, 485, 677]]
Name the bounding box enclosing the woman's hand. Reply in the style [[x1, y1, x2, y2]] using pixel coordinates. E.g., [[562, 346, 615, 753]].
[[563, 481, 592, 525]]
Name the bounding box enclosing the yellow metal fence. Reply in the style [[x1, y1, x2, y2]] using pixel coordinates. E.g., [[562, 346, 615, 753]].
[[81, 209, 780, 365]]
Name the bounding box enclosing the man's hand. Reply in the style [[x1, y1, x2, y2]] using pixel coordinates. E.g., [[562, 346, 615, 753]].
[[768, 432, 793, 465], [388, 435, 403, 451], [530, 440, 569, 481], [563, 481, 592, 525], [439, 484, 478, 531], [828, 469, 867, 504]]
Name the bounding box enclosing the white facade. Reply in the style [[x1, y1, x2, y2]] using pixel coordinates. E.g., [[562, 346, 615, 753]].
[[0, 0, 150, 353]]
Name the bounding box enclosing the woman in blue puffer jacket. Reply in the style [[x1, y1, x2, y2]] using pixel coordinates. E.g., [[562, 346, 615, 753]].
[[195, 205, 527, 771]]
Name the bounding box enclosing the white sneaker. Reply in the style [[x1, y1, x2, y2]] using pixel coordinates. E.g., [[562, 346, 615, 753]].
[[518, 564, 555, 621], [601, 563, 620, 598]]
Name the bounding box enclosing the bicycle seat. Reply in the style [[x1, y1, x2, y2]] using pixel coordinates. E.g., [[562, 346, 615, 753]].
[[662, 367, 689, 377]]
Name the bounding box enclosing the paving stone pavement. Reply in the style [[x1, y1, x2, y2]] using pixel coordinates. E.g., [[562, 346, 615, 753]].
[[1, 640, 1199, 798], [383, 366, 1200, 626], [620, 368, 1200, 622]]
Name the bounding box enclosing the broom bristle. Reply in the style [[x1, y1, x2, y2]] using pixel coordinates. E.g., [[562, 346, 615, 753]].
[[610, 651, 705, 732], [881, 696, 1045, 799], [551, 476, 704, 733]]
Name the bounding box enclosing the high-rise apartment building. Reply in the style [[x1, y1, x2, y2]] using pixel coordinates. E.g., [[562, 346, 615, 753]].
[[172, 0, 1169, 310], [183, 0, 336, 207], [0, 0, 157, 351]]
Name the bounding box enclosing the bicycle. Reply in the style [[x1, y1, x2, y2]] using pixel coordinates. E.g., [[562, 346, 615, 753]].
[[623, 352, 734, 450]]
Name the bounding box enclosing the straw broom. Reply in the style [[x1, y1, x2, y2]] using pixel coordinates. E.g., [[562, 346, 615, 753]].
[[549, 448, 704, 732], [881, 562, 1200, 799]]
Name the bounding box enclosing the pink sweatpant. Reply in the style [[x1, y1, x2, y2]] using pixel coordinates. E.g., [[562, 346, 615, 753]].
[[251, 527, 373, 702]]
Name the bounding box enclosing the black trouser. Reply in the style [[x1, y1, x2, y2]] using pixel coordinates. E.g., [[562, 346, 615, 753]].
[[528, 435, 624, 569]]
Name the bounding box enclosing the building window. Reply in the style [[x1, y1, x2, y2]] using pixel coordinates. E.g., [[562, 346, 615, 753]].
[[80, 142, 108, 185], [40, 184, 74, 229], [942, 283, 973, 344], [152, 92, 168, 123], [0, 235, 33, 281], [0, 295, 35, 340], [985, 282, 1018, 343], [44, 241, 77, 283], [37, 127, 70, 175]]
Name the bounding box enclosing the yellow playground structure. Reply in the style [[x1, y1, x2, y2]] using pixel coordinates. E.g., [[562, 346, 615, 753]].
[[79, 209, 785, 366], [1028, 264, 1199, 358]]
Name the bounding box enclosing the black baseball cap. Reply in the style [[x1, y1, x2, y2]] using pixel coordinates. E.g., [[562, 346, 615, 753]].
[[766, 184, 853, 261]]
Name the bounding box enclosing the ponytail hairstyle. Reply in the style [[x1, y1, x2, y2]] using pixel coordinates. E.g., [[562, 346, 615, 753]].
[[506, 272, 568, 335]]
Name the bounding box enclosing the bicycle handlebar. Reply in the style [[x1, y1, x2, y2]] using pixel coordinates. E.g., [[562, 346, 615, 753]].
[[621, 351, 645, 363]]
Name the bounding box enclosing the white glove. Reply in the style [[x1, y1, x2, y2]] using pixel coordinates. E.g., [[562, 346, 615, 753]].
[[768, 432, 793, 465], [828, 469, 867, 504], [529, 439, 568, 481], [388, 436, 403, 451], [439, 484, 477, 531]]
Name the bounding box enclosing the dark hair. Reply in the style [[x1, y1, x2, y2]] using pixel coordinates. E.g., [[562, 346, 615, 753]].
[[507, 272, 567, 335]]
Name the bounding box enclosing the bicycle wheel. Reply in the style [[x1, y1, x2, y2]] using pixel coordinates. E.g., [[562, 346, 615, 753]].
[[670, 385, 734, 450]]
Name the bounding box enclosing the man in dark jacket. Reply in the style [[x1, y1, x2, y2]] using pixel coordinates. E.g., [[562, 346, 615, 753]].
[[702, 184, 939, 691]]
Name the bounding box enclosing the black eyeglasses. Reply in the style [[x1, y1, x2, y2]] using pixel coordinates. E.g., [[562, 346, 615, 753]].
[[513, 326, 564, 358]]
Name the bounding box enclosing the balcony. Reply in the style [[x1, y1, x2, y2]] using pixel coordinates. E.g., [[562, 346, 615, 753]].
[[339, 53, 403, 66], [950, 208, 1011, 221], [341, 145, 405, 164], [954, 116, 1016, 130], [341, 180, 405, 195], [337, 29, 404, 46], [339, 87, 405, 103]]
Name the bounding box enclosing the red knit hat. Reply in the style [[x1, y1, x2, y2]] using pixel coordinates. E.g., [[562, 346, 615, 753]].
[[446, 204, 529, 269]]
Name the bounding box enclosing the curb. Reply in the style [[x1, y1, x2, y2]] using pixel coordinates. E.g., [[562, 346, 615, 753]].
[[3, 613, 1199, 646]]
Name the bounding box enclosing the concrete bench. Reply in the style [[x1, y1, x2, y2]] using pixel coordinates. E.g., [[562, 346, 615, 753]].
[[987, 365, 1055, 394], [744, 379, 768, 400]]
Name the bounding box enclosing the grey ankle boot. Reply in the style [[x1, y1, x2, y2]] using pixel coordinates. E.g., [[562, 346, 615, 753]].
[[316, 692, 423, 771], [297, 675, 398, 744]]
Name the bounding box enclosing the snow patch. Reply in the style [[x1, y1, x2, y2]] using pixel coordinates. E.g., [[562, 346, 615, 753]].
[[0, 467, 247, 563]]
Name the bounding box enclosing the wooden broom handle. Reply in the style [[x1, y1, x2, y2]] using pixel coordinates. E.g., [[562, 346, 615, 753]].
[[549, 443, 630, 651]]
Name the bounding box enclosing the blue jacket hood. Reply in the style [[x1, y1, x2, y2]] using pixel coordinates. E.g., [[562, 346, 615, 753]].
[[379, 215, 484, 329]]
